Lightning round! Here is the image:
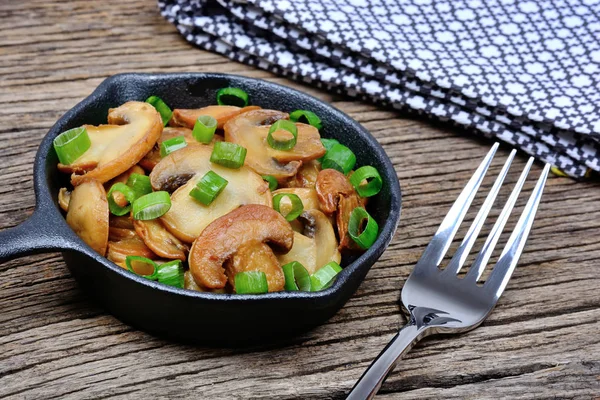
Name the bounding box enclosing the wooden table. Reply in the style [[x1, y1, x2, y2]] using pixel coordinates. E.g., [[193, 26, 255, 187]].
[[1, 1, 599, 398]]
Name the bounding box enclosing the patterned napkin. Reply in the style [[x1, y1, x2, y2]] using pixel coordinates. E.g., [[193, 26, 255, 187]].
[[158, 0, 600, 177]]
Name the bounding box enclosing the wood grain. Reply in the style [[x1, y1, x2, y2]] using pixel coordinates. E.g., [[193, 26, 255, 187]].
[[1, 1, 599, 399]]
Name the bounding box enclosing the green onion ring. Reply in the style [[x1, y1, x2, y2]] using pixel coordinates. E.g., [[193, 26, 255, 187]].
[[216, 87, 249, 107], [126, 173, 153, 199], [53, 127, 91, 165], [262, 175, 278, 191], [282, 261, 311, 291], [210, 141, 247, 169], [234, 271, 269, 294], [145, 96, 173, 126], [189, 170, 229, 206], [125, 256, 158, 280], [321, 143, 356, 174], [157, 260, 185, 288], [317, 138, 339, 163], [348, 207, 379, 249], [160, 136, 187, 158], [273, 193, 304, 221], [349, 166, 383, 197], [267, 119, 298, 151], [310, 262, 343, 291], [192, 115, 218, 143], [107, 182, 137, 216], [132, 191, 172, 220], [289, 109, 322, 130]]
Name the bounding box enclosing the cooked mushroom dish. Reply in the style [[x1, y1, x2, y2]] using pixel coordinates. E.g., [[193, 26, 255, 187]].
[[54, 88, 383, 294]]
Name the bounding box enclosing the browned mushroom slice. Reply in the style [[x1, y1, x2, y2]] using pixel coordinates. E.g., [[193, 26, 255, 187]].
[[58, 102, 163, 186], [315, 168, 356, 214], [337, 194, 365, 250], [277, 209, 341, 274], [58, 188, 71, 212], [189, 205, 294, 289], [283, 160, 321, 188], [150, 145, 271, 242], [171, 105, 261, 129], [66, 180, 109, 256], [133, 218, 188, 261], [107, 235, 157, 266], [138, 127, 223, 171], [183, 271, 228, 293], [225, 240, 285, 292], [224, 110, 325, 181]]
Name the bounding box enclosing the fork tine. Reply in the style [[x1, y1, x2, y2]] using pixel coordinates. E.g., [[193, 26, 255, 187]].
[[465, 157, 534, 282], [417, 143, 499, 271], [442, 149, 516, 276], [484, 163, 550, 295]]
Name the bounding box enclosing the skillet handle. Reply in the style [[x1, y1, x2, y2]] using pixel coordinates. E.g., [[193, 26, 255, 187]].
[[0, 208, 76, 262]]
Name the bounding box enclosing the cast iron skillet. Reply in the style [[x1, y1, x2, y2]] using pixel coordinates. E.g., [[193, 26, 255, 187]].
[[0, 73, 401, 345]]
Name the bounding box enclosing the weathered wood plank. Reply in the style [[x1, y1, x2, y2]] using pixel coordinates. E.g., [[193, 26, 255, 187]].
[[0, 0, 599, 399]]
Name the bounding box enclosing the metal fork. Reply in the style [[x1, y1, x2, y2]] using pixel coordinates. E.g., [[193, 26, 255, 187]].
[[347, 143, 550, 399]]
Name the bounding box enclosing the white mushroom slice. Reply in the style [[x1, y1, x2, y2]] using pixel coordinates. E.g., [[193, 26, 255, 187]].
[[276, 209, 340, 274], [224, 109, 326, 181], [149, 145, 271, 243], [66, 180, 109, 256], [58, 101, 163, 186]]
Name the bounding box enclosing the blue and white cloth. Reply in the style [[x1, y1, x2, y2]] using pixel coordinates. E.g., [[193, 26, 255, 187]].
[[159, 0, 600, 177]]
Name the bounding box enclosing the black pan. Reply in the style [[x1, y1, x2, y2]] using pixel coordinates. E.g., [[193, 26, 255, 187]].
[[0, 73, 401, 345]]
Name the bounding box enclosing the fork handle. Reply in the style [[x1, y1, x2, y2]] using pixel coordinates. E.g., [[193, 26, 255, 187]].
[[346, 322, 428, 399]]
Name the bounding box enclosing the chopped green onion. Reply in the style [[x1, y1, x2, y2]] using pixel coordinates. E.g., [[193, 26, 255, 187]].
[[107, 183, 137, 216], [262, 175, 278, 191], [349, 166, 383, 197], [53, 127, 91, 165], [160, 136, 187, 157], [126, 173, 152, 199], [273, 193, 304, 221], [348, 207, 379, 249], [267, 119, 298, 151], [145, 96, 172, 126], [132, 191, 171, 220], [157, 260, 184, 288], [282, 261, 311, 291], [210, 141, 247, 169], [189, 171, 228, 206], [317, 138, 340, 162], [322, 143, 356, 174], [216, 87, 249, 107], [125, 256, 158, 280], [234, 271, 268, 294], [192, 115, 217, 143], [310, 261, 343, 291], [290, 109, 322, 130]]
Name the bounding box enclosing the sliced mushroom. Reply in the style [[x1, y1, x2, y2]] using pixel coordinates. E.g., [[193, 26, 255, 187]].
[[315, 168, 356, 214], [189, 205, 294, 289], [66, 180, 109, 256], [138, 127, 223, 171], [58, 102, 163, 186], [224, 109, 326, 181], [315, 169, 365, 250], [107, 235, 157, 266], [171, 105, 261, 129], [150, 145, 271, 242], [184, 271, 227, 293], [58, 188, 71, 212], [277, 209, 340, 274], [106, 165, 146, 189], [225, 240, 285, 292], [133, 218, 188, 261], [283, 160, 321, 188]]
